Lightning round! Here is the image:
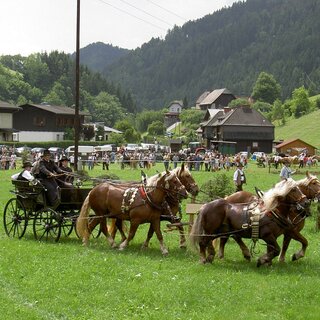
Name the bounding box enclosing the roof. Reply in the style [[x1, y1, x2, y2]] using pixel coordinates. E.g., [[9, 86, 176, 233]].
[[196, 91, 210, 104], [20, 103, 89, 115], [201, 109, 224, 126], [0, 101, 22, 112], [275, 138, 317, 149], [218, 106, 273, 127], [199, 88, 235, 106]]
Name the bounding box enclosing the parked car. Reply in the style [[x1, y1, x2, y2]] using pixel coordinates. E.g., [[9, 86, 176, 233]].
[[31, 147, 46, 154], [251, 152, 266, 160], [125, 144, 139, 151], [48, 147, 65, 155], [15, 146, 32, 155]]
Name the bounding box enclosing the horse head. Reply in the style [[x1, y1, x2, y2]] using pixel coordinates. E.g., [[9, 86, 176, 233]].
[[296, 171, 320, 202], [174, 163, 199, 197], [161, 170, 188, 200], [262, 178, 309, 213]]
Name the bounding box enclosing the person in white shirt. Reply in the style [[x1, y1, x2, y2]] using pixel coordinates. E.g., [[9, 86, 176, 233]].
[[11, 161, 35, 182], [280, 160, 295, 180], [233, 162, 246, 192]]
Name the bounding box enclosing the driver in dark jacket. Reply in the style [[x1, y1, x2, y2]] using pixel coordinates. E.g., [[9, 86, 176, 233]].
[[38, 149, 64, 207]]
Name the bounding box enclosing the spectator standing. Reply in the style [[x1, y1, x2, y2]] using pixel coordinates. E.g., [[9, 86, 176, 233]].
[[233, 163, 246, 192], [280, 160, 295, 180]]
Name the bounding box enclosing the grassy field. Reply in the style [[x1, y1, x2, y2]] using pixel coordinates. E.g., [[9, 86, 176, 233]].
[[1, 161, 320, 319], [274, 109, 320, 150]]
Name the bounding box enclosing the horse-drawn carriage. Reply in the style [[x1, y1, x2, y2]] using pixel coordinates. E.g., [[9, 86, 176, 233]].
[[3, 179, 100, 242]]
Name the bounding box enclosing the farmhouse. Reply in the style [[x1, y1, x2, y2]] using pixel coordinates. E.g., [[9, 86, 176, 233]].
[[275, 138, 317, 156], [200, 105, 274, 154], [13, 103, 89, 142], [196, 88, 236, 110], [164, 100, 183, 128], [0, 101, 21, 142]]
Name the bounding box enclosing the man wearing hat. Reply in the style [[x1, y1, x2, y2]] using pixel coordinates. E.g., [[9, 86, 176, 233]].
[[11, 161, 35, 182], [233, 162, 246, 192], [38, 149, 65, 207], [58, 156, 74, 184], [280, 159, 295, 180]]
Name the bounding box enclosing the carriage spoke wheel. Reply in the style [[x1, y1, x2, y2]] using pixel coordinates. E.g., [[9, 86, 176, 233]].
[[60, 211, 75, 237], [33, 209, 61, 242], [3, 198, 28, 239]]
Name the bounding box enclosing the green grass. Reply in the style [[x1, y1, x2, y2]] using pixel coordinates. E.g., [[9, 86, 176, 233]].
[[1, 162, 320, 319], [274, 109, 320, 150]]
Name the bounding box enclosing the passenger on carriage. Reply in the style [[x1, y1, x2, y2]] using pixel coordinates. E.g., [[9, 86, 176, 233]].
[[58, 156, 74, 184], [11, 161, 35, 182]]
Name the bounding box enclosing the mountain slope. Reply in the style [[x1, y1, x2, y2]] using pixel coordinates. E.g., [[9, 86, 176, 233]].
[[74, 42, 130, 73], [275, 109, 320, 149], [100, 0, 320, 109]]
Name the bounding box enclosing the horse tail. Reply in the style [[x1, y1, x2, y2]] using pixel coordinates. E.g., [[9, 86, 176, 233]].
[[189, 207, 204, 249], [76, 191, 91, 242]]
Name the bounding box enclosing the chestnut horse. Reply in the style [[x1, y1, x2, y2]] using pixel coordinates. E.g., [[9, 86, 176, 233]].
[[190, 179, 309, 266], [90, 164, 199, 248], [218, 172, 320, 262], [76, 170, 188, 255]]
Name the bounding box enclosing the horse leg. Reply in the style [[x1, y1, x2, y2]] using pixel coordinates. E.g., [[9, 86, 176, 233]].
[[177, 225, 187, 248], [118, 220, 140, 251], [217, 237, 228, 259], [279, 233, 291, 262], [206, 238, 216, 263], [289, 231, 308, 261], [257, 235, 280, 267], [151, 219, 169, 256], [141, 224, 155, 249], [233, 236, 251, 261], [98, 217, 116, 248], [198, 236, 212, 264], [115, 219, 127, 243]]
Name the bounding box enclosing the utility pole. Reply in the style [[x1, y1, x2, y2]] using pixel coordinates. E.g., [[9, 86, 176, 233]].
[[74, 0, 80, 170]]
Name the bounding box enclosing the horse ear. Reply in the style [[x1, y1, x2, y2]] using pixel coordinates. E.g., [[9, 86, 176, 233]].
[[166, 169, 170, 175], [306, 171, 310, 178], [181, 162, 185, 170]]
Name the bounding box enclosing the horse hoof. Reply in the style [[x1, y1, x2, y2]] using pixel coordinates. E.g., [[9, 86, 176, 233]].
[[162, 249, 169, 256], [292, 254, 298, 261], [179, 244, 187, 249], [244, 255, 251, 262]]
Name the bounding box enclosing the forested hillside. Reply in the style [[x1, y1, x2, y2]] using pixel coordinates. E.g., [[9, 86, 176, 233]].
[[72, 42, 130, 73], [100, 0, 320, 109]]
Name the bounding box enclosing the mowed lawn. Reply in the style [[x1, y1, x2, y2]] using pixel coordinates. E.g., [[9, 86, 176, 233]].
[[1, 161, 320, 320]]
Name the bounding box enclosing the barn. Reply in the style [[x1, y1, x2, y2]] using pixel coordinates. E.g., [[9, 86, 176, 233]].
[[275, 138, 317, 156]]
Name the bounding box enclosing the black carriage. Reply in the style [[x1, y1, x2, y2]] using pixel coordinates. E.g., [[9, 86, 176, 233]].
[[3, 180, 99, 242]]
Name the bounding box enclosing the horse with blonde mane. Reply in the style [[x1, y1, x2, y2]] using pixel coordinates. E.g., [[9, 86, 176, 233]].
[[76, 170, 188, 255], [218, 172, 320, 262], [190, 178, 309, 266]]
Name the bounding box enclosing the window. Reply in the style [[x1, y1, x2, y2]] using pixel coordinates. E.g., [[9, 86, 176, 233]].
[[33, 116, 46, 126]]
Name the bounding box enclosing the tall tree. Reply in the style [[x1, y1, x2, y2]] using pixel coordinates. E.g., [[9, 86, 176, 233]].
[[251, 72, 281, 104]]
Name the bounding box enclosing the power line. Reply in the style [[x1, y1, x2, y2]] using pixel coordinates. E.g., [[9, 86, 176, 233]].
[[119, 0, 173, 27], [95, 0, 168, 31], [146, 0, 187, 21]]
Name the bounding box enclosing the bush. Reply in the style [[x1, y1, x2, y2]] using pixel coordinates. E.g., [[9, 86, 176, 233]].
[[198, 173, 234, 202]]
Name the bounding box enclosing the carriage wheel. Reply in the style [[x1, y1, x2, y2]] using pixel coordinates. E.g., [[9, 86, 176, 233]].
[[3, 198, 28, 239], [59, 211, 75, 237], [33, 209, 61, 242]]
